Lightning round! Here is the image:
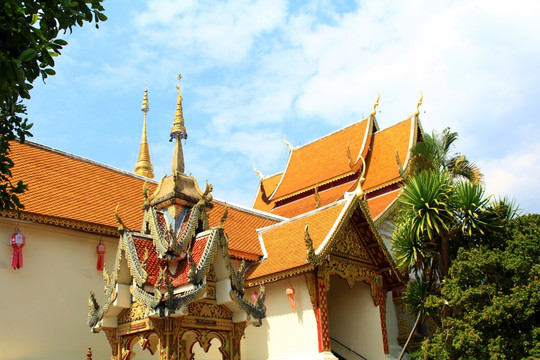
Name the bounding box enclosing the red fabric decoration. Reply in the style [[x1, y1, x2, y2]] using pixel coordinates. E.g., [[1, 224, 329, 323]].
[[251, 290, 258, 305], [286, 283, 296, 310], [96, 240, 106, 271], [10, 228, 25, 270]]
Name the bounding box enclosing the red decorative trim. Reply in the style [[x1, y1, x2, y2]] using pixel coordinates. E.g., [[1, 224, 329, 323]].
[[317, 275, 331, 352], [376, 288, 389, 354]]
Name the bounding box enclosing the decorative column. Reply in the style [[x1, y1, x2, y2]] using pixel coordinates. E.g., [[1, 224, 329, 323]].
[[232, 321, 248, 360], [151, 317, 182, 360], [316, 273, 331, 353], [375, 285, 389, 354], [103, 327, 122, 360]]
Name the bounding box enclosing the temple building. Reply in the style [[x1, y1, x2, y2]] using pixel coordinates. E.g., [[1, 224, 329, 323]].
[[0, 77, 421, 360]]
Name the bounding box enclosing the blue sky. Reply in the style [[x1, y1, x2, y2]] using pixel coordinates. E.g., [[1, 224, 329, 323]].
[[26, 0, 540, 213]]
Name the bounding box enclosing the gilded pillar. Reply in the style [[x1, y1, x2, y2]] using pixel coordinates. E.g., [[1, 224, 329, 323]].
[[316, 273, 331, 352], [232, 321, 247, 360], [151, 317, 182, 360], [376, 286, 389, 354], [103, 327, 121, 360]]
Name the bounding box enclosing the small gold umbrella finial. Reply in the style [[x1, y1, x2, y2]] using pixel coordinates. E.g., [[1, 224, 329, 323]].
[[141, 81, 149, 113]]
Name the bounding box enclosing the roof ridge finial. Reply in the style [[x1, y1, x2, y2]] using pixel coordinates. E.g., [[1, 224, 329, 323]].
[[170, 74, 187, 142], [414, 90, 423, 117], [371, 91, 380, 117], [284, 135, 293, 151], [253, 163, 264, 180], [171, 74, 186, 174], [135, 84, 154, 178]]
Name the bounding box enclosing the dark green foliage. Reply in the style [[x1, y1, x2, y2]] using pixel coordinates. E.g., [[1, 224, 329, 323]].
[[0, 0, 106, 212], [423, 214, 540, 359]]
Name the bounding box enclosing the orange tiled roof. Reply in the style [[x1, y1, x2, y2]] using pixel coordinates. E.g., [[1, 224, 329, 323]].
[[363, 117, 417, 191], [252, 172, 282, 212], [367, 189, 402, 221], [9, 141, 157, 232], [8, 141, 282, 262], [247, 201, 347, 280], [207, 201, 283, 261], [271, 180, 356, 218], [270, 118, 370, 200]]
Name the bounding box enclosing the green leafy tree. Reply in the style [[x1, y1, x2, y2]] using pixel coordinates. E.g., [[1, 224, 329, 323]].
[[422, 214, 540, 360], [0, 0, 106, 212]]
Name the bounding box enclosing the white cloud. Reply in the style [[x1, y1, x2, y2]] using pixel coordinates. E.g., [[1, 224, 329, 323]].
[[479, 142, 540, 214], [135, 0, 287, 64]]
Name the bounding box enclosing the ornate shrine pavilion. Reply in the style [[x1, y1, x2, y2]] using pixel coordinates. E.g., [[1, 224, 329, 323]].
[[1, 75, 422, 360]]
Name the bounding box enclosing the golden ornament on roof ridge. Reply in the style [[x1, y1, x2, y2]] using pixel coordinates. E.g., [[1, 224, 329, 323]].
[[371, 91, 380, 117], [414, 90, 423, 117]]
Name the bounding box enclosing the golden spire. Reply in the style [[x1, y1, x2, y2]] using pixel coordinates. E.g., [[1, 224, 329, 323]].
[[135, 84, 154, 178], [170, 74, 188, 141], [171, 74, 186, 174], [414, 91, 423, 117]]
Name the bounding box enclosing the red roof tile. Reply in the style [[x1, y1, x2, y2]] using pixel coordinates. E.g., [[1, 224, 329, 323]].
[[132, 234, 209, 287]]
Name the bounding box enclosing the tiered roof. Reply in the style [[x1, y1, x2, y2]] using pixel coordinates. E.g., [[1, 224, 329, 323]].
[[269, 117, 374, 201], [254, 114, 420, 218], [7, 89, 421, 306]]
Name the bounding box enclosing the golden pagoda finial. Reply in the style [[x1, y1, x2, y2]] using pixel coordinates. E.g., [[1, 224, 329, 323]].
[[171, 74, 187, 174], [414, 91, 423, 117], [371, 91, 380, 116], [141, 81, 149, 113], [284, 135, 293, 151], [135, 85, 154, 178], [170, 74, 187, 142]]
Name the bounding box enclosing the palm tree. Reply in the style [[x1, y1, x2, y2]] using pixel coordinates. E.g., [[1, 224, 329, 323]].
[[407, 127, 483, 184], [393, 128, 493, 359]]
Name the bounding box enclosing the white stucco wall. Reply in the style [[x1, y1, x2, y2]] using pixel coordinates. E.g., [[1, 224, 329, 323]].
[[242, 275, 321, 360], [0, 218, 119, 360], [327, 275, 386, 360]]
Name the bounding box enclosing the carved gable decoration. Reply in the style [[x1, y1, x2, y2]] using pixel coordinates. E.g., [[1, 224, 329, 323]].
[[330, 223, 373, 264]]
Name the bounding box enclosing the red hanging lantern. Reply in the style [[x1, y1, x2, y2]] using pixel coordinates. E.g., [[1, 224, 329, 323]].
[[10, 228, 25, 270], [96, 239, 106, 271], [286, 283, 296, 310]]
